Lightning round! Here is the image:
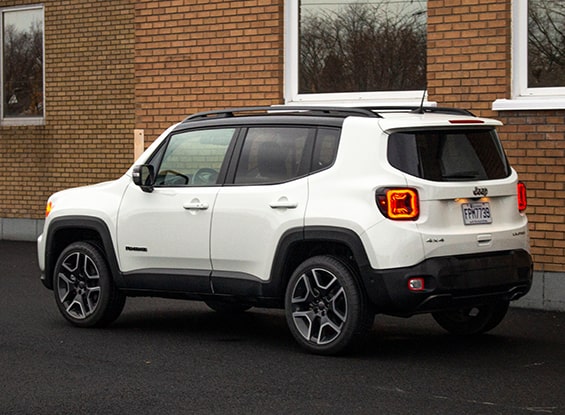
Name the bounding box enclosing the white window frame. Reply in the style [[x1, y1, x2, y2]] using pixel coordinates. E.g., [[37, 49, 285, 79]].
[[0, 4, 45, 126], [493, 0, 565, 111], [283, 0, 430, 107]]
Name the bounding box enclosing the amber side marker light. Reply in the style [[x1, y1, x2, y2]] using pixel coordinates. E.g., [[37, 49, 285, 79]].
[[517, 181, 527, 212], [45, 201, 53, 218], [376, 188, 420, 220]]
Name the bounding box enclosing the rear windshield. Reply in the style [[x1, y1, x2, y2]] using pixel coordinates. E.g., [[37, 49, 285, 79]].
[[387, 129, 510, 181]]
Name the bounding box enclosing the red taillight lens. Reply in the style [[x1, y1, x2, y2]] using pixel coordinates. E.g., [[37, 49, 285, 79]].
[[517, 181, 527, 212], [376, 188, 419, 220]]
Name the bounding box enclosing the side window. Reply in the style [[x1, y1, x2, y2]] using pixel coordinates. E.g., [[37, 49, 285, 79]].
[[234, 127, 313, 185], [155, 128, 236, 187], [312, 128, 340, 173]]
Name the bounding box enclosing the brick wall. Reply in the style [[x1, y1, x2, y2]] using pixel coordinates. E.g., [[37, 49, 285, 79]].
[[498, 112, 565, 273], [428, 0, 565, 272], [134, 0, 284, 142], [0, 0, 136, 220], [427, 0, 510, 117]]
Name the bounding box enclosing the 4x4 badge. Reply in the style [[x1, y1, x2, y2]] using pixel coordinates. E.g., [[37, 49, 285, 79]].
[[473, 186, 488, 197]]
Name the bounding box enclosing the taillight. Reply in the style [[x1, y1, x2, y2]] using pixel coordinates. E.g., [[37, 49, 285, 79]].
[[517, 181, 527, 212], [376, 188, 419, 220], [45, 201, 53, 218]]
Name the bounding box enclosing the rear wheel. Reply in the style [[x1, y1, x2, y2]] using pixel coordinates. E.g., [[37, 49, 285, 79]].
[[53, 242, 125, 327], [432, 301, 509, 335], [285, 256, 373, 355]]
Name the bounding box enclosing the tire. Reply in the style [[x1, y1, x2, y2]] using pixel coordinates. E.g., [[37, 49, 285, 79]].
[[205, 299, 252, 313], [285, 255, 373, 355], [53, 242, 126, 327], [432, 301, 509, 336]]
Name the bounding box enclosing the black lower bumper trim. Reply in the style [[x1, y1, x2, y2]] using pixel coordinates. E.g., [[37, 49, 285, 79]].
[[360, 249, 533, 316]]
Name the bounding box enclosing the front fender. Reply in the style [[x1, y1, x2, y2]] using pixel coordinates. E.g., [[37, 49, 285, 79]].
[[40, 216, 123, 290]]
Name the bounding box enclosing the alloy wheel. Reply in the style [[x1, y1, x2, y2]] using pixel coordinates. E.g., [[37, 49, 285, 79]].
[[56, 251, 101, 320], [289, 267, 348, 345]]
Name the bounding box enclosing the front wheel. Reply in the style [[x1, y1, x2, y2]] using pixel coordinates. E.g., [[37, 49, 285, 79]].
[[53, 242, 126, 327], [285, 256, 373, 355], [432, 301, 509, 336]]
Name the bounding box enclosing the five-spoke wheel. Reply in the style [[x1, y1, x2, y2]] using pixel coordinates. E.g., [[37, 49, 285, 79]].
[[54, 242, 125, 327], [285, 256, 373, 355]]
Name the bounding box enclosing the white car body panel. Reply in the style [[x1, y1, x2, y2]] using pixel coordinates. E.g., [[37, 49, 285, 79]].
[[211, 178, 308, 281], [116, 182, 219, 273]]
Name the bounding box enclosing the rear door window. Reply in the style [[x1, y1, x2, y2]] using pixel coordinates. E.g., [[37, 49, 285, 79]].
[[387, 129, 510, 181], [234, 127, 314, 185]]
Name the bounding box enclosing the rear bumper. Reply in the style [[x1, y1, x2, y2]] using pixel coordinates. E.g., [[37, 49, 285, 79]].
[[361, 249, 533, 316]]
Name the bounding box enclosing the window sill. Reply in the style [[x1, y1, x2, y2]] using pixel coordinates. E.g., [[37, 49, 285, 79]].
[[493, 97, 565, 111], [0, 117, 45, 127]]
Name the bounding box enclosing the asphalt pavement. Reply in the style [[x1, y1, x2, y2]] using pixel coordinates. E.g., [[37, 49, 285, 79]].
[[1, 240, 564, 415]]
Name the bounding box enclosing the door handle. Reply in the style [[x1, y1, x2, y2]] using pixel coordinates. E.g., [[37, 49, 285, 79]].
[[269, 198, 298, 209], [183, 201, 209, 210]]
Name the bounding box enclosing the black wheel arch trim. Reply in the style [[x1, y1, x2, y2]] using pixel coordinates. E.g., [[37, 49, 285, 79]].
[[269, 226, 374, 296], [303, 226, 372, 270], [42, 216, 123, 290]]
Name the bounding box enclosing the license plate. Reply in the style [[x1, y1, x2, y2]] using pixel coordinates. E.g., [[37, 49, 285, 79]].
[[462, 202, 492, 225]]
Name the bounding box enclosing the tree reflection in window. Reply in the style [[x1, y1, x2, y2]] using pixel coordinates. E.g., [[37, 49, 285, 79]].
[[2, 7, 44, 118], [299, 1, 426, 94], [528, 0, 565, 88]]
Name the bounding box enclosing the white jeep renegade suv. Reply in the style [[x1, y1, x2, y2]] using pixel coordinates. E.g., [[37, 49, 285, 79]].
[[38, 106, 533, 355]]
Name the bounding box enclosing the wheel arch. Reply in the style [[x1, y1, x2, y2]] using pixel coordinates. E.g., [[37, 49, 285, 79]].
[[269, 226, 373, 298], [43, 216, 123, 290]]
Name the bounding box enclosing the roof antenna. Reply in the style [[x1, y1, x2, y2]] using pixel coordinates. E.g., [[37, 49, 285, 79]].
[[413, 89, 427, 114]]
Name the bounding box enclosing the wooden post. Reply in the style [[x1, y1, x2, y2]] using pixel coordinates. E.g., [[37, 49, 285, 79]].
[[134, 129, 144, 160]]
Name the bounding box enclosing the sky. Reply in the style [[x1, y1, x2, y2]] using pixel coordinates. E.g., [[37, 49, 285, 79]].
[[300, 0, 426, 19], [3, 7, 43, 34]]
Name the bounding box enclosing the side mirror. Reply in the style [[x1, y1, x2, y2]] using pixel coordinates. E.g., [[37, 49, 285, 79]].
[[132, 165, 155, 193]]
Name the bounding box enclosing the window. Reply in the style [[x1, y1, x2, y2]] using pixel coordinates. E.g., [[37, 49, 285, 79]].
[[312, 128, 340, 173], [285, 0, 427, 105], [494, 0, 565, 110], [1, 5, 44, 124], [234, 127, 313, 185], [388, 129, 510, 181], [528, 0, 565, 89], [155, 128, 236, 187]]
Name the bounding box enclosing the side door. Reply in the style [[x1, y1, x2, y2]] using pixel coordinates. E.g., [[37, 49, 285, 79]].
[[117, 127, 237, 288], [210, 126, 315, 285]]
